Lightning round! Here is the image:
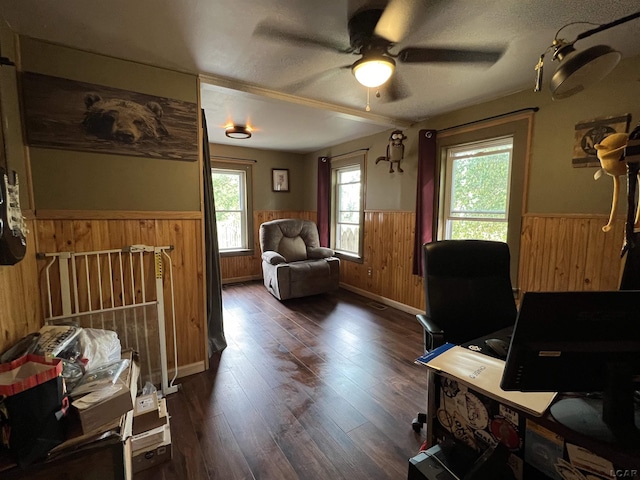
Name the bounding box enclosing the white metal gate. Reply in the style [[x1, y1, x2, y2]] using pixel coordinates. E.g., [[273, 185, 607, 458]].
[[39, 244, 179, 396]]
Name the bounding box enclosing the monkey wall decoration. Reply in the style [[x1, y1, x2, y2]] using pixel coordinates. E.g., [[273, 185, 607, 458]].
[[376, 130, 406, 173]]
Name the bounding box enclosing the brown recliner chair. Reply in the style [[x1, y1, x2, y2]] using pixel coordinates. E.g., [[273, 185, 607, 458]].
[[259, 219, 340, 300]]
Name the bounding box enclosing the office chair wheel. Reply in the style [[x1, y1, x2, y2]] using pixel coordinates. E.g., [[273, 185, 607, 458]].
[[412, 412, 427, 432]]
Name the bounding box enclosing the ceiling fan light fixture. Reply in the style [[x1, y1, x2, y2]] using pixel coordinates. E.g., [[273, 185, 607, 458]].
[[550, 44, 621, 100], [225, 125, 252, 139], [352, 55, 395, 88]]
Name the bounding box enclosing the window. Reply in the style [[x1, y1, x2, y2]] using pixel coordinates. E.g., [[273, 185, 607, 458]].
[[211, 161, 253, 254], [442, 137, 513, 242], [436, 116, 531, 286], [331, 154, 365, 259]]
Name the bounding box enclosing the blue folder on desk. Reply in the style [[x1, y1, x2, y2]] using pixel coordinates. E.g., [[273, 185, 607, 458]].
[[416, 343, 556, 417]]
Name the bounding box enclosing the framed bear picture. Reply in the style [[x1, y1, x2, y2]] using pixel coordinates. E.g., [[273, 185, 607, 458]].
[[21, 72, 198, 161]]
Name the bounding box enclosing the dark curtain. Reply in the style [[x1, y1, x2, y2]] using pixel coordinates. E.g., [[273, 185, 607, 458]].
[[412, 129, 438, 277], [202, 110, 227, 355], [317, 156, 331, 247]]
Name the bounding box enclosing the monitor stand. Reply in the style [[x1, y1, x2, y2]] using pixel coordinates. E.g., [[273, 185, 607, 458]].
[[550, 365, 640, 446], [550, 397, 640, 445]]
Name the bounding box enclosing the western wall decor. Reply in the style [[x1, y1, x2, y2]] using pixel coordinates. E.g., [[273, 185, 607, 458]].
[[272, 168, 289, 192], [375, 130, 407, 173], [21, 72, 198, 161], [572, 114, 630, 168]]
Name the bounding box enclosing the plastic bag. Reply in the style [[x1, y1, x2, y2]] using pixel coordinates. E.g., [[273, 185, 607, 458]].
[[78, 328, 121, 371], [70, 359, 130, 397], [142, 381, 157, 396]]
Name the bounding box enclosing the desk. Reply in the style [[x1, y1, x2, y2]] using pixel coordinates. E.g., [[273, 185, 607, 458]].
[[422, 334, 640, 480]]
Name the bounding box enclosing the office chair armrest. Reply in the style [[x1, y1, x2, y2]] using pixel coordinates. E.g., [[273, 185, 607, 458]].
[[416, 314, 445, 350]]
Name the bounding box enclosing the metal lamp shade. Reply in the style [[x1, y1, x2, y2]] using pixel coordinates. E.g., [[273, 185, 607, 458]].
[[551, 44, 621, 100]]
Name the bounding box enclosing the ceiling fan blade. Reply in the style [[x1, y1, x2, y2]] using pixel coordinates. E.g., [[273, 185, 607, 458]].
[[376, 74, 411, 103], [254, 21, 354, 54], [374, 0, 427, 44], [397, 47, 504, 64], [283, 65, 351, 93]]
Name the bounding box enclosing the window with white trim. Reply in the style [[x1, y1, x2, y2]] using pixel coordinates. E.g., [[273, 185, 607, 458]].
[[442, 137, 513, 241], [331, 154, 365, 259], [211, 162, 253, 253]]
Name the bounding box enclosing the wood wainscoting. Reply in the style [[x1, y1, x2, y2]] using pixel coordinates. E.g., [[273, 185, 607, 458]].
[[518, 214, 626, 294], [221, 210, 425, 310], [0, 218, 42, 353], [340, 211, 423, 310], [221, 211, 627, 317], [221, 210, 425, 311], [35, 215, 206, 371]]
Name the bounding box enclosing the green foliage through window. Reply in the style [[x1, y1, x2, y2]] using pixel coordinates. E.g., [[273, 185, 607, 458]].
[[444, 138, 513, 241], [212, 168, 247, 250]]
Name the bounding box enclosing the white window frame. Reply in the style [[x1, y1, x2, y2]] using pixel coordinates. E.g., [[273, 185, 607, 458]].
[[331, 153, 365, 261], [211, 161, 254, 256], [441, 136, 514, 242]]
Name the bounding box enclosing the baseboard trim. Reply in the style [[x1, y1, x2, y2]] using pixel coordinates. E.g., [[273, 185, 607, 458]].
[[339, 283, 422, 316], [222, 275, 262, 285], [172, 361, 206, 380]]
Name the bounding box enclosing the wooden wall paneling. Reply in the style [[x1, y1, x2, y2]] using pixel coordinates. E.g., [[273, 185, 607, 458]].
[[0, 219, 42, 353], [34, 218, 206, 371], [584, 218, 606, 291], [518, 215, 626, 294], [372, 211, 385, 294], [167, 218, 204, 368], [340, 211, 423, 310], [530, 216, 546, 292], [567, 218, 589, 290], [539, 217, 556, 291], [553, 217, 572, 291]]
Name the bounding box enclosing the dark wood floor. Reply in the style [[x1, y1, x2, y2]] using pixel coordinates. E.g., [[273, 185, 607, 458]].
[[136, 282, 428, 480]]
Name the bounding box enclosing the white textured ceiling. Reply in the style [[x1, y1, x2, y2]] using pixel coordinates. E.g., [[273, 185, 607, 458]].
[[1, 0, 640, 153]]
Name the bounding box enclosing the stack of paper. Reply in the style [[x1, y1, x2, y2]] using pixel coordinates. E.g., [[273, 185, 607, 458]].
[[417, 344, 556, 417]]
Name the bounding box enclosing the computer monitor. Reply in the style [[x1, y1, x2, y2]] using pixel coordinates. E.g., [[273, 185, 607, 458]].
[[500, 290, 640, 444]]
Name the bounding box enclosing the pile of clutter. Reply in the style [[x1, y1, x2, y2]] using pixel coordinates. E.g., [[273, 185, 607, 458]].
[[0, 324, 131, 467]]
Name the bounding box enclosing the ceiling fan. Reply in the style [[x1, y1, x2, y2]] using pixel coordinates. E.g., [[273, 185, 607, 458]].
[[254, 0, 504, 101]]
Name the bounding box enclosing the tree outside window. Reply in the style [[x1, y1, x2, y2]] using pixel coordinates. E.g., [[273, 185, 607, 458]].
[[331, 153, 365, 260], [211, 164, 253, 252], [443, 137, 513, 241]]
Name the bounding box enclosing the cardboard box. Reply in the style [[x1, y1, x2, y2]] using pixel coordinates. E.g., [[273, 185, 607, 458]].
[[131, 422, 172, 474], [131, 421, 165, 452], [132, 394, 168, 435], [71, 350, 136, 434]]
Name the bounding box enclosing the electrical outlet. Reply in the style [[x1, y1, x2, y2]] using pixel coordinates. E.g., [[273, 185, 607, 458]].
[[367, 267, 373, 277]]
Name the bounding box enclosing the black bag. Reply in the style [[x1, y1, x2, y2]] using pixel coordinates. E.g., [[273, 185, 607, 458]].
[[4, 376, 68, 467]]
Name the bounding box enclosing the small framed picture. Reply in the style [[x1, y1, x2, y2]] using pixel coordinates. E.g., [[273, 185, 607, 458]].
[[272, 168, 290, 192]]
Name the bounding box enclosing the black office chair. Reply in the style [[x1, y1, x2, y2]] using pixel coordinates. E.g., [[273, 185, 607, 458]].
[[413, 239, 518, 432]]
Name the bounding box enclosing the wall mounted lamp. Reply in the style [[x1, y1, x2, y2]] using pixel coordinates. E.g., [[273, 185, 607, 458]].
[[225, 125, 252, 139], [535, 10, 640, 99]]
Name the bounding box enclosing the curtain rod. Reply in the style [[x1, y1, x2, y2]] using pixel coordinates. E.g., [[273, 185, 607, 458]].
[[438, 107, 539, 133], [211, 155, 257, 163], [324, 148, 370, 160]]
